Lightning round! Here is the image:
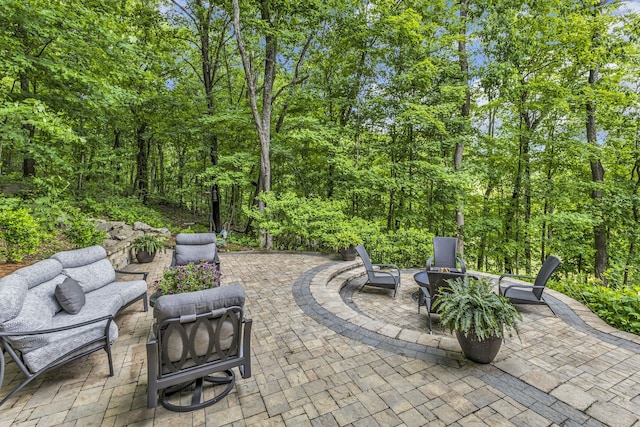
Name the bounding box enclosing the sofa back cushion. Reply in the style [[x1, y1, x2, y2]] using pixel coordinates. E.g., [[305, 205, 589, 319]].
[[0, 274, 28, 323], [62, 259, 116, 293], [52, 246, 115, 293], [52, 245, 107, 268], [14, 259, 63, 289]]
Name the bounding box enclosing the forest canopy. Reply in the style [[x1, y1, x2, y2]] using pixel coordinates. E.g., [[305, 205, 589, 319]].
[[2, 0, 640, 288]]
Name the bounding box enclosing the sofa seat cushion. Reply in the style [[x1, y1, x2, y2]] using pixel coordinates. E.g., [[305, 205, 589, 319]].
[[20, 290, 124, 373], [104, 281, 148, 308], [23, 320, 119, 373]]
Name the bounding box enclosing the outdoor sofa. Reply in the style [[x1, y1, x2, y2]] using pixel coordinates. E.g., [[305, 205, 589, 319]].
[[0, 245, 148, 406]]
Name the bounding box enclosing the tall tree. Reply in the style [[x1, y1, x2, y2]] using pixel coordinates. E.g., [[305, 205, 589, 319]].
[[586, 1, 607, 283]]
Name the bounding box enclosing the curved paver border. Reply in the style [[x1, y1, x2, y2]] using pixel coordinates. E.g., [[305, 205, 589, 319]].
[[291, 259, 640, 426]]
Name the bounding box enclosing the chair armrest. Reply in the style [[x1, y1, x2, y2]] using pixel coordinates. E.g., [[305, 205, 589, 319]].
[[0, 315, 114, 337], [456, 257, 466, 273], [373, 263, 400, 271], [426, 256, 433, 270], [500, 283, 546, 297], [373, 263, 401, 277], [115, 270, 149, 281], [371, 268, 400, 284], [498, 273, 535, 284]]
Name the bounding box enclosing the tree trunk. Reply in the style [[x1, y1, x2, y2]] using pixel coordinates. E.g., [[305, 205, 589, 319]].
[[588, 65, 607, 283], [233, 0, 274, 248], [135, 123, 149, 203], [20, 74, 36, 177], [455, 0, 469, 257]]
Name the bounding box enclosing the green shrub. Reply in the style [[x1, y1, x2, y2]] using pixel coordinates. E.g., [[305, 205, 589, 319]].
[[77, 196, 169, 228], [582, 285, 640, 334], [63, 216, 106, 248], [550, 279, 640, 335], [0, 204, 42, 262], [247, 192, 432, 267]]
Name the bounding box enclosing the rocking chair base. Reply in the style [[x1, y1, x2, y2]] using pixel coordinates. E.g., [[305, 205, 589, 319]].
[[160, 369, 236, 412]]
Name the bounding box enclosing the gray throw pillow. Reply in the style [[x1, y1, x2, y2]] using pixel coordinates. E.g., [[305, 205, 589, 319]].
[[55, 277, 86, 314]]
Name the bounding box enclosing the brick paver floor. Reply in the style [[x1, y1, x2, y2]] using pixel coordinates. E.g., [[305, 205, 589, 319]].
[[2, 251, 640, 426]]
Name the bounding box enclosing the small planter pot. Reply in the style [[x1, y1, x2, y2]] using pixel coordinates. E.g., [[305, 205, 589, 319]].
[[339, 245, 357, 261], [455, 330, 503, 364], [136, 250, 156, 264]]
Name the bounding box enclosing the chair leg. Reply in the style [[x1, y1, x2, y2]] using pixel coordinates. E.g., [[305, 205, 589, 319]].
[[543, 299, 557, 316]]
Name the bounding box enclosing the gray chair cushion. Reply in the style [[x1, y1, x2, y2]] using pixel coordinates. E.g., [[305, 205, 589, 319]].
[[52, 246, 107, 268], [175, 233, 216, 245], [174, 243, 217, 265], [55, 278, 86, 314], [0, 274, 28, 323], [14, 259, 63, 289], [154, 284, 245, 324]]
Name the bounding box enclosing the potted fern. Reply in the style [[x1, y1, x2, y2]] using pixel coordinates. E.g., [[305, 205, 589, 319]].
[[132, 234, 167, 263], [330, 230, 362, 261], [434, 276, 521, 364]]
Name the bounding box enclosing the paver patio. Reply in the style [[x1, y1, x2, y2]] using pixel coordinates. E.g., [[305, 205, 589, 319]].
[[2, 250, 640, 426]]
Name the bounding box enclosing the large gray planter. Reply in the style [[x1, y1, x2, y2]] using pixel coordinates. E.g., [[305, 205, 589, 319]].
[[455, 331, 502, 364]]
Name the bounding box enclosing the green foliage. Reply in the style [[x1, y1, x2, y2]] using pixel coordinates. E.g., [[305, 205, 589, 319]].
[[249, 192, 356, 251], [132, 234, 167, 253], [63, 216, 106, 248], [154, 262, 221, 295], [329, 230, 362, 251], [434, 277, 522, 341], [77, 196, 169, 228], [0, 201, 42, 262], [550, 280, 640, 335], [582, 286, 640, 334], [363, 228, 432, 268]]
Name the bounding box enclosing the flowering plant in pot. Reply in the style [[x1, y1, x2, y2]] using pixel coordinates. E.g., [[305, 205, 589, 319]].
[[153, 262, 222, 296], [434, 276, 521, 364]]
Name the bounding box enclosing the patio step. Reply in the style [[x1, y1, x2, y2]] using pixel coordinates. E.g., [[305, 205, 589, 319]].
[[309, 261, 462, 354]]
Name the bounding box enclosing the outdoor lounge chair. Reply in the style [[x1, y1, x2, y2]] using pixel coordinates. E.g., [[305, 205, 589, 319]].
[[146, 284, 251, 411], [498, 255, 561, 315], [426, 237, 466, 273], [171, 233, 220, 270], [355, 244, 401, 297]]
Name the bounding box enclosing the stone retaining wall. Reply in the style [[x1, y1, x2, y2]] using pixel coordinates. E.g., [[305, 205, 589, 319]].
[[92, 220, 171, 270]]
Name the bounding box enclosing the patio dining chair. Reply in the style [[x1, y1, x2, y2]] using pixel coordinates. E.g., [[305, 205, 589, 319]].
[[355, 244, 401, 297], [426, 237, 466, 273], [498, 255, 561, 315]]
